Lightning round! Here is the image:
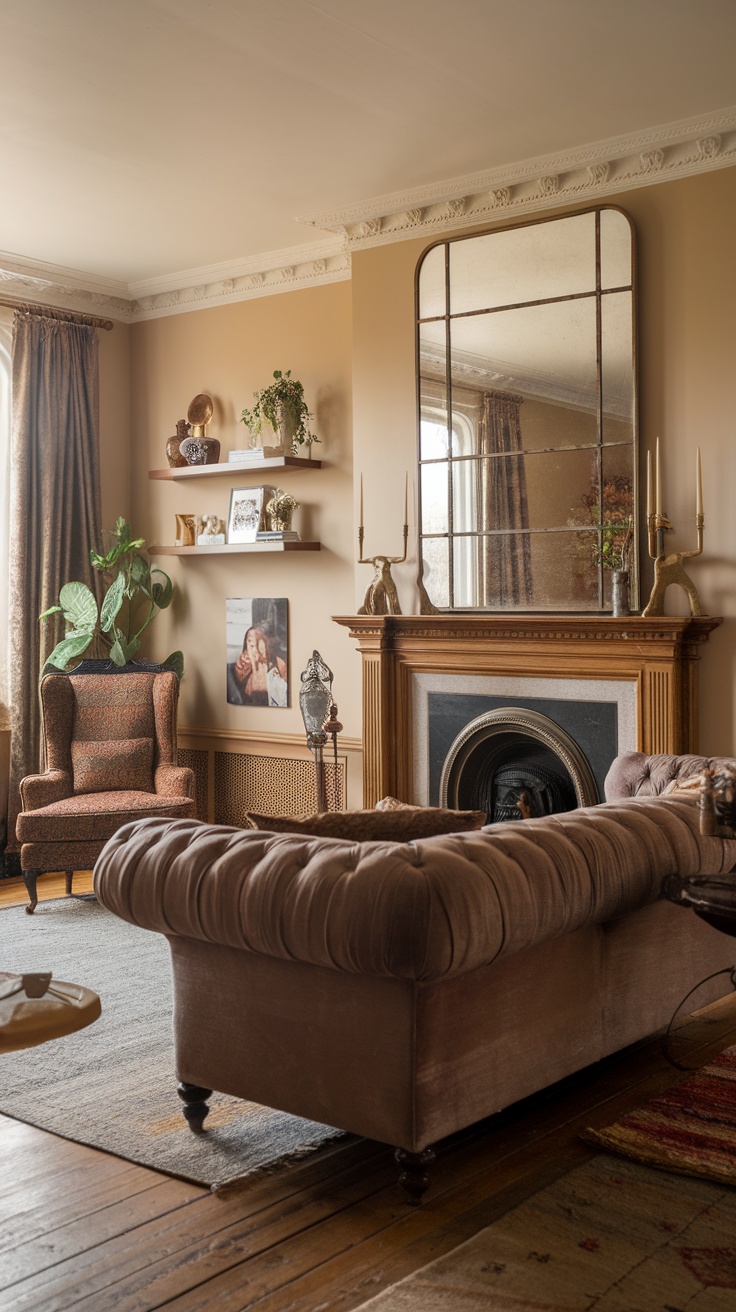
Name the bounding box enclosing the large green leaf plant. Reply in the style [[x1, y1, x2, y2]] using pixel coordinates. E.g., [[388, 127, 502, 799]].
[[40, 518, 183, 678]]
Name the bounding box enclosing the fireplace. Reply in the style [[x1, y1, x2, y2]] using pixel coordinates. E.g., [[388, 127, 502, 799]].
[[333, 615, 721, 809], [439, 707, 600, 822]]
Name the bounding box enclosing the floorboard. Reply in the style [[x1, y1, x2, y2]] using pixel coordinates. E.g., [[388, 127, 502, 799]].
[[2, 873, 735, 1311]]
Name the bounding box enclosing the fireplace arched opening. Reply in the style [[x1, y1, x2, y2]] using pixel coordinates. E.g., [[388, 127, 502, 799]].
[[440, 708, 599, 824]]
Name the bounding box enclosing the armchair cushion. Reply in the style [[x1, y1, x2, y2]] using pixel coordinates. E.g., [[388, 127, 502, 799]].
[[71, 738, 154, 795], [16, 789, 195, 845]]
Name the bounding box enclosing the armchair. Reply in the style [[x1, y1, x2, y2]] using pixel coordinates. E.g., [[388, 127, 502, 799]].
[[16, 669, 195, 913]]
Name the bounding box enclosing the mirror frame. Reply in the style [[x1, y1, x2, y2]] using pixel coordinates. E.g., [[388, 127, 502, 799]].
[[415, 205, 639, 614]]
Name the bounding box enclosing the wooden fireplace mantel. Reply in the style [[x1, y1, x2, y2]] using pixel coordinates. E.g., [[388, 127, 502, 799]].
[[332, 615, 722, 807]]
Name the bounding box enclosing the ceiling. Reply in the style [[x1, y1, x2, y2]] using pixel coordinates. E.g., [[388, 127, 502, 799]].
[[1, 0, 736, 288]]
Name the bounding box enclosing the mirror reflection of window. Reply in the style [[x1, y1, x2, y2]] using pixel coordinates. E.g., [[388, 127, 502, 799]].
[[416, 207, 637, 614]]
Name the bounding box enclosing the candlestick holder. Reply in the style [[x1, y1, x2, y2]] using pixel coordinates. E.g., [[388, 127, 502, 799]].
[[357, 519, 409, 615], [642, 511, 705, 617]]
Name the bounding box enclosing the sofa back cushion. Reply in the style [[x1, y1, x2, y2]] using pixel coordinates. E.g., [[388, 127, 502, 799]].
[[245, 805, 487, 841]]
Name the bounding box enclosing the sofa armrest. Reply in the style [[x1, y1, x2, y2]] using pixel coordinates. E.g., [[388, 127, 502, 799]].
[[155, 764, 195, 800], [19, 769, 72, 813], [605, 752, 736, 801], [94, 798, 736, 983]]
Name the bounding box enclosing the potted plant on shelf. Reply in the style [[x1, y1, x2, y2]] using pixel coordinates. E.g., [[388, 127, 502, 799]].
[[240, 370, 319, 454], [40, 517, 183, 677]]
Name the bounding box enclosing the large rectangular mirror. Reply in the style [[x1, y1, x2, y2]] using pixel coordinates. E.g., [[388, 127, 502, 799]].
[[417, 207, 637, 612]]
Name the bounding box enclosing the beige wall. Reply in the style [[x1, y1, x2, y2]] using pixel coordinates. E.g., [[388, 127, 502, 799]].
[[126, 282, 360, 740], [104, 166, 736, 763], [350, 167, 736, 755]]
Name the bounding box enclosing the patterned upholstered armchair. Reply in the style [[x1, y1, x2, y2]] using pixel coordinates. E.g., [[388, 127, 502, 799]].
[[16, 670, 196, 913]]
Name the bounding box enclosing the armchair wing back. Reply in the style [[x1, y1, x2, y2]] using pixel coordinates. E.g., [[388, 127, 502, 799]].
[[16, 670, 196, 913]]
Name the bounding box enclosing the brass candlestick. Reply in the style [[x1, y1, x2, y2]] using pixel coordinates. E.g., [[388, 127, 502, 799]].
[[357, 473, 409, 615], [642, 445, 705, 618]]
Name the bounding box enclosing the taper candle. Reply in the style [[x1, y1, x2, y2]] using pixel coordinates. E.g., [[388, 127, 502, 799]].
[[359, 474, 364, 531], [646, 450, 653, 517], [655, 437, 662, 516], [696, 447, 703, 517], [404, 471, 408, 525]]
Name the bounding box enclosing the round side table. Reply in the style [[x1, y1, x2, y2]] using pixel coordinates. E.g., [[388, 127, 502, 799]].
[[0, 972, 101, 1054]]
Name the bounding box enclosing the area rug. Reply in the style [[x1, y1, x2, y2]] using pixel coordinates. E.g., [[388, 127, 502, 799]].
[[354, 1154, 736, 1310], [583, 1046, 736, 1187], [0, 898, 341, 1187]]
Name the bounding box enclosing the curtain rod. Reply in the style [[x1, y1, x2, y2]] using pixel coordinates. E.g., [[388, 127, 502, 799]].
[[0, 294, 114, 331]]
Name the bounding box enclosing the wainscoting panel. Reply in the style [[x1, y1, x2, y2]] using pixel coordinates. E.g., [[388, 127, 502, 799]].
[[213, 752, 345, 826], [178, 727, 362, 824]]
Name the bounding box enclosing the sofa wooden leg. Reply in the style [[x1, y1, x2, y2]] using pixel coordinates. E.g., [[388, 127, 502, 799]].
[[65, 871, 74, 896], [22, 870, 39, 915], [394, 1146, 436, 1205], [177, 1082, 212, 1133]]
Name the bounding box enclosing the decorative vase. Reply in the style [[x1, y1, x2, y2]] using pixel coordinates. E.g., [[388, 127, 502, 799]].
[[275, 405, 297, 455], [611, 569, 630, 617], [166, 420, 191, 468], [180, 436, 221, 466]]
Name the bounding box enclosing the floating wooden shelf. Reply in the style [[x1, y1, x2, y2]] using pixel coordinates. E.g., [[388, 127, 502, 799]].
[[149, 456, 321, 480], [149, 541, 321, 556]]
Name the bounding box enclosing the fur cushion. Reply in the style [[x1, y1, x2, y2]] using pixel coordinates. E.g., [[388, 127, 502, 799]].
[[71, 738, 155, 795], [244, 804, 487, 840]]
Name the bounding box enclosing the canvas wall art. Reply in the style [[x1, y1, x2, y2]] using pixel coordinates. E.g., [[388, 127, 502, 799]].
[[226, 597, 289, 707]]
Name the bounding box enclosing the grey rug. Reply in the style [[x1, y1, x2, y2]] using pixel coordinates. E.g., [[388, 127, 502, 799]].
[[0, 898, 341, 1188]]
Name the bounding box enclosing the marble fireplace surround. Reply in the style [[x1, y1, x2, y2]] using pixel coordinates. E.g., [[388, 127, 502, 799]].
[[333, 615, 721, 809]]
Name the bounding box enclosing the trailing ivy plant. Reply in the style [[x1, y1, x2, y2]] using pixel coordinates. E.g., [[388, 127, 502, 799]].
[[240, 369, 319, 451], [40, 517, 183, 678]]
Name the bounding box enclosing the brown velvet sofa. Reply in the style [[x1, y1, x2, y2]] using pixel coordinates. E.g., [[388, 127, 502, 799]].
[[93, 755, 736, 1200]]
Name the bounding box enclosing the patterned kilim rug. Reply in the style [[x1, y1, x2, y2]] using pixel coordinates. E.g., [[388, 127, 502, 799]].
[[0, 898, 341, 1188], [354, 1154, 736, 1311], [583, 1047, 736, 1186]]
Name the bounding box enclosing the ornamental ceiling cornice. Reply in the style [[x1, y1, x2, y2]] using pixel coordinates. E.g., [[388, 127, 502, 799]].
[[0, 107, 734, 323], [299, 106, 736, 250]]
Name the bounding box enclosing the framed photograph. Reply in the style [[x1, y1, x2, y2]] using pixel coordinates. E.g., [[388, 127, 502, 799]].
[[227, 486, 271, 544], [226, 598, 289, 707]]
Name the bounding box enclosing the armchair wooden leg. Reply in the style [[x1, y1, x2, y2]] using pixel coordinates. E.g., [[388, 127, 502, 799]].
[[22, 870, 39, 915], [65, 871, 74, 896], [177, 1082, 212, 1133], [394, 1146, 436, 1205]]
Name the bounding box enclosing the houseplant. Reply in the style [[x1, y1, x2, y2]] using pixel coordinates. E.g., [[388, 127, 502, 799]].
[[240, 370, 319, 453], [40, 517, 183, 677]]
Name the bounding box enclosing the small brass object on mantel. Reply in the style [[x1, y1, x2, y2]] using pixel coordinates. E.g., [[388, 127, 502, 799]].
[[357, 474, 408, 615], [642, 441, 705, 618]]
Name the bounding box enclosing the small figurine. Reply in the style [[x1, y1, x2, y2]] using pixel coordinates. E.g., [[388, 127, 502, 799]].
[[175, 514, 196, 547], [266, 490, 300, 533], [196, 514, 225, 546]]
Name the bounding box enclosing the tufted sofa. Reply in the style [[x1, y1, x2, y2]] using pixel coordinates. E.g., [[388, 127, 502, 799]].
[[94, 756, 736, 1200]]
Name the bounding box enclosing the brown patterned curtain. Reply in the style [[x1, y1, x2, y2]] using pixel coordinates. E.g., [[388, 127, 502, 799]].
[[7, 311, 101, 848], [479, 389, 533, 607]]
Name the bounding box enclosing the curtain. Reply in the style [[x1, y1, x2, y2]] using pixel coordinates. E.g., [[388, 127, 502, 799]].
[[479, 389, 533, 607], [7, 311, 102, 849]]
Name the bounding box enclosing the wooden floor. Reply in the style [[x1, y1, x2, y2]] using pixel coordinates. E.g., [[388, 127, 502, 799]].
[[2, 873, 736, 1312]]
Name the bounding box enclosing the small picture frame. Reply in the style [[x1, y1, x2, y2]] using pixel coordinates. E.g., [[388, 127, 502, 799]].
[[227, 487, 271, 544]]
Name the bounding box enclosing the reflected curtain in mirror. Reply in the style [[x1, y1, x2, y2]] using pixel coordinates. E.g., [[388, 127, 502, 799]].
[[479, 389, 532, 607]]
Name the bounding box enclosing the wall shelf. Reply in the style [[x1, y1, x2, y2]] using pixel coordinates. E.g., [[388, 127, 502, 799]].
[[149, 541, 321, 556], [149, 456, 321, 481]]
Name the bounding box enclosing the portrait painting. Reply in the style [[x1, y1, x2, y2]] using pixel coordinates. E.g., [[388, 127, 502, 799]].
[[226, 598, 289, 707]]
